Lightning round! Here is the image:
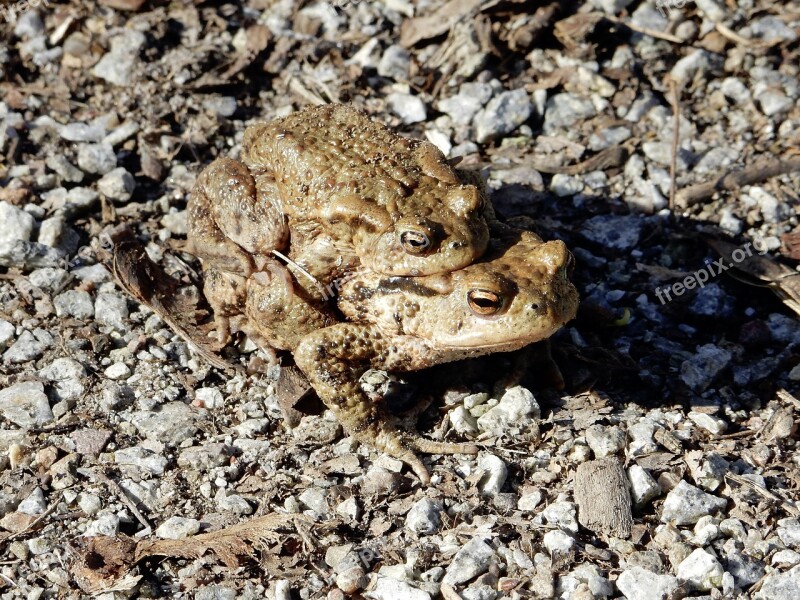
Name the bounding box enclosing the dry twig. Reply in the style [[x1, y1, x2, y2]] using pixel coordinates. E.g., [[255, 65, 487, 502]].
[[677, 154, 800, 207]]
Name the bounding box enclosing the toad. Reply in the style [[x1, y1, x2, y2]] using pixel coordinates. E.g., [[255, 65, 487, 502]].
[[241, 230, 579, 483], [187, 104, 490, 340]]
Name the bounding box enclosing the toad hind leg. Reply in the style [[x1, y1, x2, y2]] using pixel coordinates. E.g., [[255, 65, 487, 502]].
[[294, 324, 478, 484]]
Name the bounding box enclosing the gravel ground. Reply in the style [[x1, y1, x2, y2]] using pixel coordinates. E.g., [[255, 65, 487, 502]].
[[1, 0, 800, 598]]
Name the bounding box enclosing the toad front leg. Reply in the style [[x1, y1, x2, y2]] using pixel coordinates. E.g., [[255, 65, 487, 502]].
[[188, 157, 290, 342], [294, 323, 478, 484]]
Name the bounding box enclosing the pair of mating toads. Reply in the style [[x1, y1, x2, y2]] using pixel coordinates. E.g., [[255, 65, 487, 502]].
[[186, 104, 579, 483]]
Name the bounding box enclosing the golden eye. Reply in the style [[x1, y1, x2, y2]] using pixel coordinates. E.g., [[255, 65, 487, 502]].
[[400, 230, 431, 255], [467, 289, 504, 316]]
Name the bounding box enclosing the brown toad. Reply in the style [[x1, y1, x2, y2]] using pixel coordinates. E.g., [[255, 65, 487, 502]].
[[187, 104, 490, 339], [240, 229, 579, 483]]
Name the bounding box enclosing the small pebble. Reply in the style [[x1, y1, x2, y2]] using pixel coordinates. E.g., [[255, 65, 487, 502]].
[[661, 480, 727, 525], [405, 498, 442, 535], [155, 516, 201, 539], [387, 92, 426, 124]]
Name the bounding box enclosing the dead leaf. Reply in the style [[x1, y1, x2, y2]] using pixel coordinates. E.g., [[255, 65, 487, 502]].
[[70, 536, 139, 594], [707, 238, 800, 317], [400, 0, 483, 47], [781, 230, 800, 260], [94, 226, 239, 373], [554, 12, 604, 49], [135, 513, 308, 568], [221, 25, 272, 80]]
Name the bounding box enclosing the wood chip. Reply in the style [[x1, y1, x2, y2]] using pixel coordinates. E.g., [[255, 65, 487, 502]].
[[574, 457, 633, 539], [98, 0, 146, 10]]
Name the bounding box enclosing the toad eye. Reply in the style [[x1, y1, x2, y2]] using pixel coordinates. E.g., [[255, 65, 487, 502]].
[[400, 230, 432, 255], [467, 289, 504, 316]]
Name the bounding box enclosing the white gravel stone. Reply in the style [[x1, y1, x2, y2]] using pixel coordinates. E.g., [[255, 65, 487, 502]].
[[628, 465, 661, 506], [541, 499, 579, 534], [686, 451, 729, 491], [543, 530, 575, 555], [155, 516, 201, 539], [77, 493, 102, 516], [97, 167, 135, 201], [549, 174, 584, 197], [670, 49, 711, 89], [476, 386, 539, 435], [694, 0, 726, 21], [387, 92, 426, 124], [0, 201, 34, 244], [676, 548, 724, 591], [589, 0, 633, 14], [0, 320, 15, 351], [756, 89, 794, 116], [450, 405, 478, 435], [13, 10, 44, 38], [772, 550, 800, 567], [92, 29, 146, 86], [543, 93, 596, 133], [661, 481, 727, 525], [0, 381, 54, 429], [216, 491, 253, 515], [60, 122, 106, 143], [567, 564, 613, 598], [336, 497, 359, 521], [477, 453, 508, 496], [442, 536, 495, 586], [688, 411, 728, 435], [405, 498, 441, 535], [195, 387, 225, 409], [104, 362, 132, 380], [18, 487, 47, 515], [777, 518, 800, 549], [377, 44, 411, 80], [130, 402, 201, 443], [2, 329, 50, 364], [115, 446, 168, 476], [680, 344, 732, 392], [95, 292, 130, 331], [365, 575, 431, 600], [84, 513, 120, 537], [77, 142, 116, 175], [299, 488, 328, 516], [438, 82, 494, 126], [518, 490, 543, 512], [40, 357, 86, 402], [585, 424, 626, 458], [616, 566, 679, 600], [754, 565, 800, 600], [29, 267, 71, 293], [474, 88, 533, 143], [37, 216, 79, 253], [273, 580, 292, 600], [692, 517, 720, 548], [581, 214, 643, 252]]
